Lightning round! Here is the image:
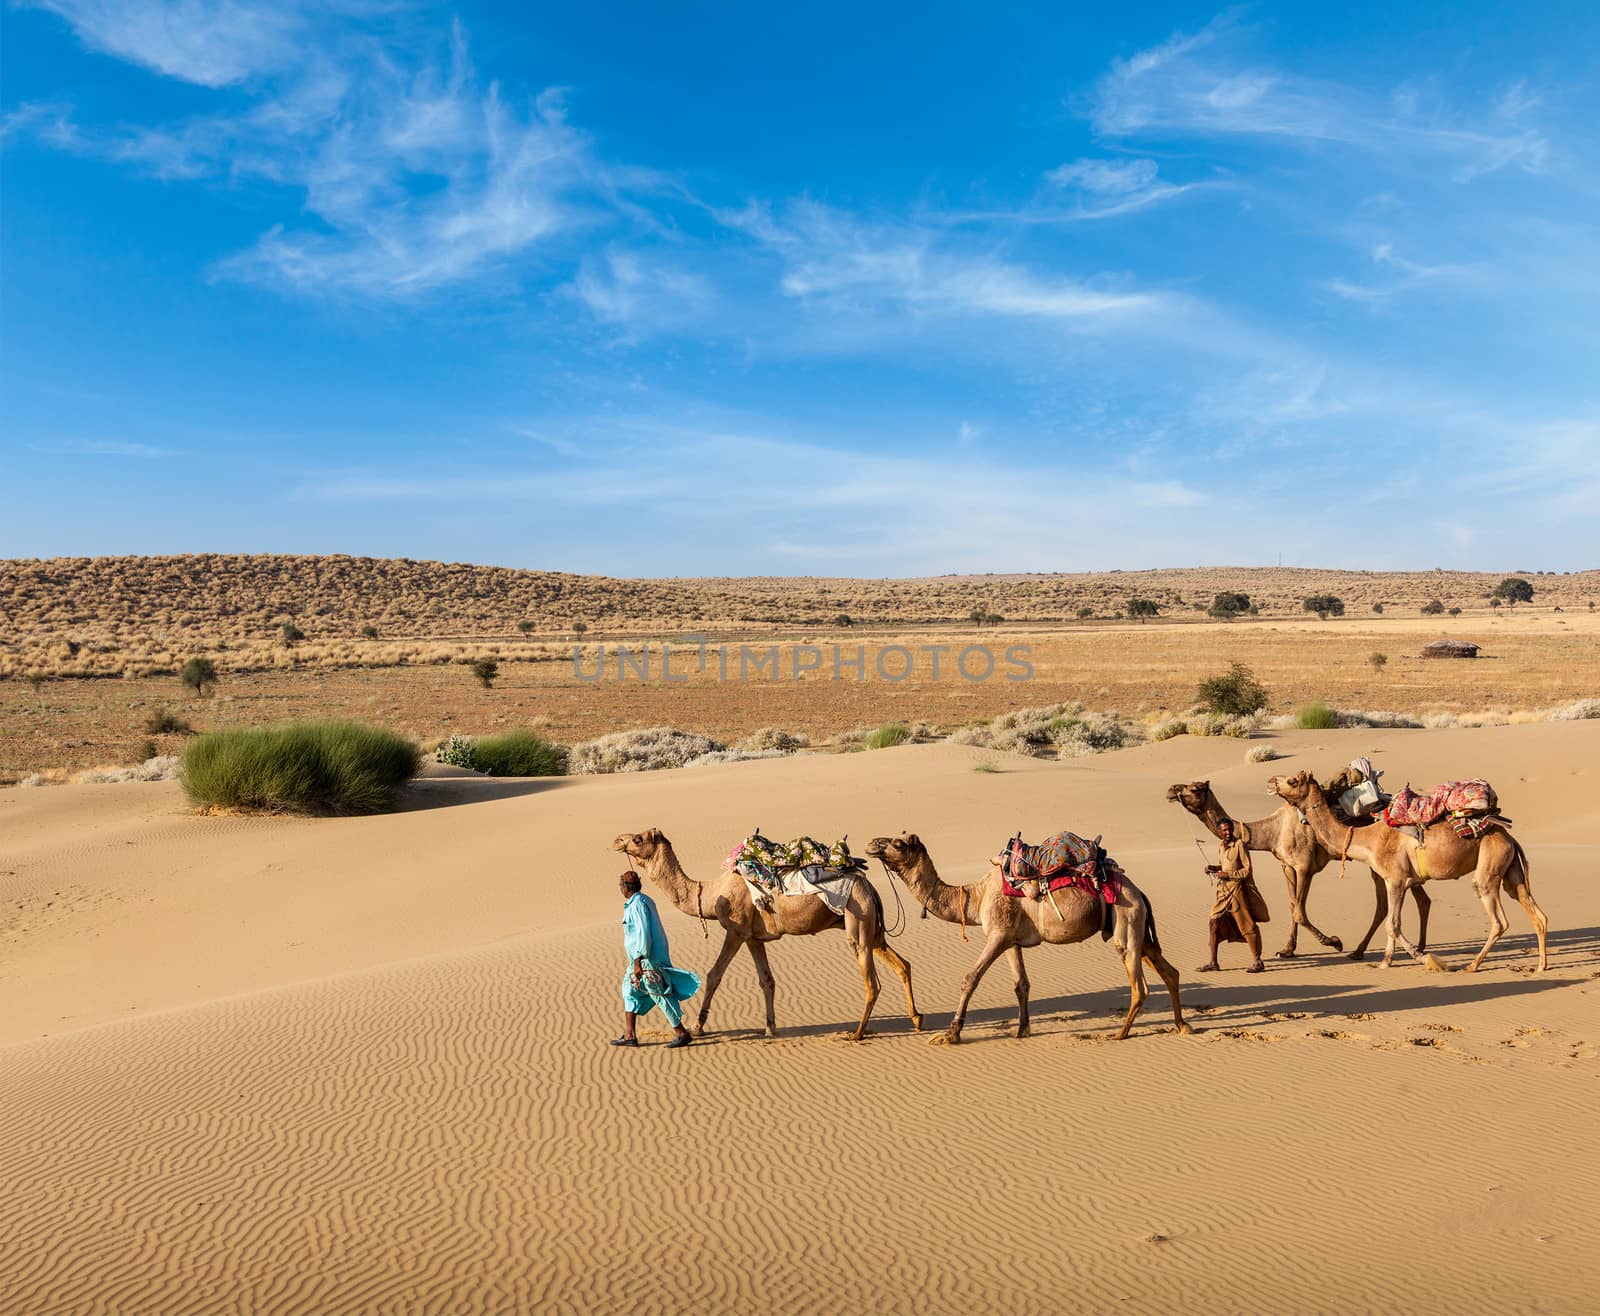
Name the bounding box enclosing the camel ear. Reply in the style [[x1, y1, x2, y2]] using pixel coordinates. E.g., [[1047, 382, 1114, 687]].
[[904, 832, 920, 849]]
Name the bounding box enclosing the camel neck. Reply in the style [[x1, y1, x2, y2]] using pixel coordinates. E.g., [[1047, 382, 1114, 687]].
[[891, 857, 975, 926], [1294, 789, 1362, 857], [1191, 790, 1278, 849], [643, 849, 709, 921]]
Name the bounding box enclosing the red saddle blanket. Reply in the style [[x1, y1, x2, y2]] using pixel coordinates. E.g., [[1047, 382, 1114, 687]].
[[1382, 779, 1497, 829], [996, 830, 1123, 905]]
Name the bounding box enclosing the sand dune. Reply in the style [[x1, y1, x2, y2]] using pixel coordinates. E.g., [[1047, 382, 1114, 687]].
[[3, 723, 1597, 1313]]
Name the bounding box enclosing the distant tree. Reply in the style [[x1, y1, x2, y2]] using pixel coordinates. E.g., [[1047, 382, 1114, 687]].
[[968, 607, 987, 626], [1449, 606, 1462, 616], [181, 657, 219, 697], [1077, 606, 1095, 620], [360, 624, 379, 639], [1196, 662, 1268, 716], [64, 639, 82, 658], [471, 658, 500, 690], [1489, 598, 1502, 609], [281, 623, 306, 647], [1209, 591, 1251, 620], [1368, 652, 1388, 674], [516, 620, 535, 634], [1126, 597, 1161, 622], [984, 612, 1005, 625], [1371, 601, 1385, 614], [1303, 594, 1345, 620], [1493, 577, 1534, 607], [572, 620, 588, 636], [1421, 599, 1446, 616], [834, 613, 853, 628]]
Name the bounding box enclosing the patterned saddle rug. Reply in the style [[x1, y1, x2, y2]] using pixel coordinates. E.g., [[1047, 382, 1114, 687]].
[[724, 832, 864, 912], [995, 830, 1123, 913], [1382, 780, 1496, 828]]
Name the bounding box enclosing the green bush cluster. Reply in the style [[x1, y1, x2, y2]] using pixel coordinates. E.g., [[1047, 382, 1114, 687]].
[[473, 731, 567, 776], [861, 722, 912, 750], [181, 721, 419, 813], [1195, 662, 1268, 716], [1294, 702, 1340, 729]]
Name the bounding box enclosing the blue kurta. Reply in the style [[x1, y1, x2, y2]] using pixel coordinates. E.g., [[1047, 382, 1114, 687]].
[[621, 891, 702, 1024]]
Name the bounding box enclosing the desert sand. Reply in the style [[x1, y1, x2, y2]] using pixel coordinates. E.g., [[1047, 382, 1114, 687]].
[[2, 721, 1596, 1314]]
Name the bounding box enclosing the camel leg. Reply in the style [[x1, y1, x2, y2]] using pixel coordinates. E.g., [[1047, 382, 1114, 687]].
[[949, 933, 1008, 1045], [1465, 875, 1510, 973], [1295, 867, 1343, 953], [873, 942, 924, 1031], [694, 929, 744, 1037], [1503, 854, 1549, 971], [745, 940, 778, 1037], [1413, 886, 1432, 953], [1116, 929, 1150, 1041], [1142, 944, 1192, 1035], [1006, 946, 1030, 1038], [846, 913, 881, 1042], [1351, 871, 1392, 960], [1382, 876, 1427, 966], [1276, 863, 1302, 958]]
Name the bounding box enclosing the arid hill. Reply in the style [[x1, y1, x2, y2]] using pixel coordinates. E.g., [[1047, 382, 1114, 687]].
[[4, 555, 1595, 680]]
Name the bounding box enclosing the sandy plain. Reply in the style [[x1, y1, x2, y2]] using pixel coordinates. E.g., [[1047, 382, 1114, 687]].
[[2, 719, 1596, 1314]]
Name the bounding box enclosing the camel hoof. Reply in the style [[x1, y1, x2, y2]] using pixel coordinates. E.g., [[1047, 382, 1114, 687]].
[[1176, 1022, 1194, 1036], [1016, 1027, 1030, 1040], [946, 1029, 962, 1045], [1275, 949, 1297, 960], [911, 1014, 925, 1032], [1326, 937, 1345, 952], [692, 1026, 707, 1039]]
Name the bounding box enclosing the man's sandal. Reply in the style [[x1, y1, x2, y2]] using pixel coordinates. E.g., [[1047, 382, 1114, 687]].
[[608, 1036, 639, 1047]]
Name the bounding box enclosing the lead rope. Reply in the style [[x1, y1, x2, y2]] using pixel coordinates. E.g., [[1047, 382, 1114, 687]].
[[882, 864, 907, 938], [958, 883, 969, 943], [695, 883, 708, 938]]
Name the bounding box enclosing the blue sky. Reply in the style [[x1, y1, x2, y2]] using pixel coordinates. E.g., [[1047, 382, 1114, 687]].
[[3, 1, 1597, 575]]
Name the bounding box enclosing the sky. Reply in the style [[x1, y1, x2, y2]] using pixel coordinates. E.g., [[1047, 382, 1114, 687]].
[[3, 1, 1598, 575]]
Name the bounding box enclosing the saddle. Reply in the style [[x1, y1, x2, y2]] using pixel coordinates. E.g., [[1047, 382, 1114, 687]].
[[996, 829, 1121, 940], [1381, 779, 1506, 840], [724, 831, 864, 911]]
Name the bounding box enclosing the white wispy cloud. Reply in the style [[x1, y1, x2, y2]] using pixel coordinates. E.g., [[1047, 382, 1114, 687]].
[[30, 438, 178, 457], [1323, 241, 1476, 304], [1089, 13, 1550, 181], [566, 248, 716, 338]]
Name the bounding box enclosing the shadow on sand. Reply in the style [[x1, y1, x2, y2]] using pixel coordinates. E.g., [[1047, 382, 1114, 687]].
[[394, 773, 570, 812]]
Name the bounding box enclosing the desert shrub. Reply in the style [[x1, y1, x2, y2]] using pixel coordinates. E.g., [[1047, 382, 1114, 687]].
[[19, 773, 47, 788], [1303, 594, 1344, 619], [735, 727, 810, 753], [144, 709, 193, 735], [1368, 652, 1388, 673], [862, 722, 912, 750], [79, 755, 182, 784], [1371, 602, 1384, 614], [947, 724, 991, 747], [140, 738, 159, 761], [1076, 606, 1094, 619], [1336, 709, 1422, 729], [516, 620, 535, 634], [180, 657, 218, 697], [834, 613, 853, 627], [281, 623, 306, 646], [435, 734, 478, 768], [987, 727, 1048, 757], [1209, 591, 1251, 619], [1245, 745, 1280, 763], [1151, 717, 1187, 741], [1126, 598, 1161, 621], [1421, 599, 1445, 615], [571, 620, 588, 635], [361, 624, 380, 639], [1295, 702, 1339, 729], [570, 727, 724, 774], [473, 730, 567, 777], [685, 748, 787, 767], [471, 657, 499, 689], [1058, 714, 1128, 752], [181, 721, 419, 812], [1195, 662, 1268, 716], [1549, 698, 1600, 721]]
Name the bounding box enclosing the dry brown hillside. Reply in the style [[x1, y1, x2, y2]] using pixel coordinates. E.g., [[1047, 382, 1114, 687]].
[[2, 554, 1596, 679]]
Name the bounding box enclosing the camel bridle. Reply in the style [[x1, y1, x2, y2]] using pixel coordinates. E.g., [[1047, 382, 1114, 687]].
[[1293, 784, 1357, 880]]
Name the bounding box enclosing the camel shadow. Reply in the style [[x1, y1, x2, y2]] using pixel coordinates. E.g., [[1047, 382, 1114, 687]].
[[394, 774, 570, 812], [690, 992, 1081, 1044], [1168, 972, 1577, 1027]]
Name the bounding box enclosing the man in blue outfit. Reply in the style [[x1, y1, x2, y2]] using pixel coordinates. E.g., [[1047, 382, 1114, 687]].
[[613, 870, 701, 1049]]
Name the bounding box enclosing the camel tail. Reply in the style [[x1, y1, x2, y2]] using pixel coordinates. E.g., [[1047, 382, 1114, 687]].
[[1140, 891, 1163, 955], [862, 877, 888, 941], [1509, 835, 1532, 892]]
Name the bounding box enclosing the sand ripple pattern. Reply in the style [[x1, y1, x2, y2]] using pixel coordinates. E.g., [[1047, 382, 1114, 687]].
[[3, 917, 1597, 1316]]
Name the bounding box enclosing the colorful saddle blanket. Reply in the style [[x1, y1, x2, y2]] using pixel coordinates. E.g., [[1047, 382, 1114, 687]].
[[1382, 779, 1497, 830], [724, 833, 864, 885], [994, 830, 1123, 906]]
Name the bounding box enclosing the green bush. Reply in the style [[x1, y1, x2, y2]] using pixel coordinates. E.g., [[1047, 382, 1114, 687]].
[[1195, 662, 1268, 716], [180, 657, 219, 697], [472, 730, 567, 776], [181, 721, 419, 813], [144, 708, 193, 735], [1294, 702, 1339, 729], [862, 722, 912, 750], [435, 733, 477, 769], [471, 657, 500, 689]]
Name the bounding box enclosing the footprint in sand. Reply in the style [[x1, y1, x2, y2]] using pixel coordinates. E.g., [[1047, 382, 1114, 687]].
[[1346, 1012, 1377, 1022], [1317, 1029, 1365, 1041], [1414, 1022, 1462, 1034], [1267, 1011, 1314, 1021]]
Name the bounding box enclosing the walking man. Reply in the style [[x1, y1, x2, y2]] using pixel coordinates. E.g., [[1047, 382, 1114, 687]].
[[1196, 818, 1269, 974], [613, 870, 700, 1048]]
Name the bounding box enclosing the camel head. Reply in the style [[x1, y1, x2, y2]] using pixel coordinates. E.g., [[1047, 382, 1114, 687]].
[[1166, 780, 1211, 810], [613, 827, 670, 865], [1267, 771, 1318, 806], [866, 833, 925, 872]]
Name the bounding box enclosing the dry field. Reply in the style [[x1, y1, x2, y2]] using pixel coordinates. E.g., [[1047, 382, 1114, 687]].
[[4, 554, 1596, 681], [3, 600, 1597, 781]]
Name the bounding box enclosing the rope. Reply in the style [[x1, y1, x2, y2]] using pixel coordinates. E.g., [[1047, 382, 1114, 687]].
[[696, 883, 708, 938], [878, 864, 908, 938], [1340, 825, 1354, 880], [958, 884, 969, 943]]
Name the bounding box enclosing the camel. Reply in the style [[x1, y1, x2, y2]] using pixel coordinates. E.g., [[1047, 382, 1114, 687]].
[[1267, 772, 1548, 971], [865, 834, 1190, 1042], [1167, 780, 1432, 960], [613, 828, 923, 1041]]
